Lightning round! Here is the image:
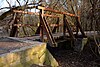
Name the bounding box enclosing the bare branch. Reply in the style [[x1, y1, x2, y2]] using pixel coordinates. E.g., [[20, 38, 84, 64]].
[[6, 0, 11, 8], [16, 0, 21, 6], [24, 0, 29, 5], [0, 7, 10, 10]]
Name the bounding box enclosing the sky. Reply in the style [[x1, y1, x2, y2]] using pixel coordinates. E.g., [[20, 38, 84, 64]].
[[0, 0, 23, 8], [0, 0, 51, 12], [0, 0, 50, 8], [0, 0, 24, 11], [0, 0, 40, 12]]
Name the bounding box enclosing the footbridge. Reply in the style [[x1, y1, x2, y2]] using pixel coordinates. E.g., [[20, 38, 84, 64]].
[[9, 6, 86, 47]]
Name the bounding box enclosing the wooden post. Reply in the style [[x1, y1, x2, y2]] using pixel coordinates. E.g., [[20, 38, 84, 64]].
[[39, 14, 57, 47], [63, 14, 75, 39], [63, 14, 66, 36], [65, 19, 75, 39], [76, 17, 85, 37], [42, 17, 57, 47], [10, 13, 18, 37], [52, 17, 59, 33], [39, 9, 44, 41], [76, 17, 79, 36]]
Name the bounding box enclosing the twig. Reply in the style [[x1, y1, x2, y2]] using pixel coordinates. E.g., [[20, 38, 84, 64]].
[[16, 0, 21, 6], [6, 0, 11, 9], [0, 7, 10, 10]]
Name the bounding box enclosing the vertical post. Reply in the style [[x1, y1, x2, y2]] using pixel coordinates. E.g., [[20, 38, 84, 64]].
[[65, 19, 75, 39], [76, 17, 85, 37], [40, 9, 44, 41], [63, 14, 75, 39], [10, 13, 18, 37], [42, 17, 57, 47], [76, 17, 79, 36], [63, 14, 66, 36], [52, 17, 59, 33]]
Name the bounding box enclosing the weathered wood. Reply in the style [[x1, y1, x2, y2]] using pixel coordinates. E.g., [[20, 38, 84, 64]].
[[35, 25, 41, 34], [63, 15, 75, 39], [10, 13, 18, 37], [65, 19, 75, 39], [35, 23, 61, 35], [75, 17, 86, 37], [0, 5, 77, 21], [22, 5, 77, 17], [40, 9, 44, 41], [13, 23, 60, 27], [37, 6, 78, 17], [39, 14, 57, 47], [43, 17, 57, 47], [63, 14, 66, 36], [52, 17, 59, 33], [76, 19, 79, 36], [13, 10, 59, 18]]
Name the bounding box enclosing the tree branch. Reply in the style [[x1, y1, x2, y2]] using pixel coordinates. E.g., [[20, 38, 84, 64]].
[[6, 0, 11, 8], [16, 0, 21, 6], [0, 7, 10, 10]]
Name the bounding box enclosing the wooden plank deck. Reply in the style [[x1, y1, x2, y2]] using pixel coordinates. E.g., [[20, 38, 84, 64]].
[[23, 31, 99, 39]]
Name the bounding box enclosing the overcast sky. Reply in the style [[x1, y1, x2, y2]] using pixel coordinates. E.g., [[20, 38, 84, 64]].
[[0, 0, 50, 8], [0, 0, 22, 7], [0, 0, 40, 12]]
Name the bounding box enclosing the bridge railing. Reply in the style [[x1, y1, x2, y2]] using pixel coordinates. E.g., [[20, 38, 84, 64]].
[[10, 6, 86, 47]]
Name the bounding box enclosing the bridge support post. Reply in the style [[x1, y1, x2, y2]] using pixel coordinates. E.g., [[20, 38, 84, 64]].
[[10, 13, 18, 37], [52, 17, 59, 33], [40, 19, 44, 42], [63, 14, 66, 36], [75, 17, 85, 37], [40, 9, 44, 42], [63, 14, 75, 39], [39, 13, 57, 47]]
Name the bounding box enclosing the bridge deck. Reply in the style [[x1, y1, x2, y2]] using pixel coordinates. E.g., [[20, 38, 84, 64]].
[[0, 31, 99, 55], [21, 31, 98, 40]]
